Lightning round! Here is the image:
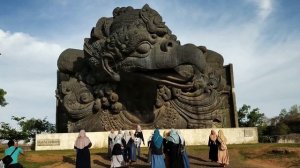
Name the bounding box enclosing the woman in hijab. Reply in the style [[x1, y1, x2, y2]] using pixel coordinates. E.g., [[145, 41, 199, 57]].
[[111, 130, 125, 168], [122, 130, 136, 165], [147, 132, 154, 164], [129, 131, 137, 163], [150, 129, 165, 168], [134, 125, 145, 157], [208, 130, 218, 162], [164, 128, 183, 168], [217, 130, 229, 167], [162, 130, 170, 168], [108, 129, 116, 158], [177, 130, 190, 168], [74, 129, 92, 168]]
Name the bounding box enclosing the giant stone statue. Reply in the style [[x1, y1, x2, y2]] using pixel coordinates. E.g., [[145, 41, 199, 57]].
[[56, 4, 238, 132]]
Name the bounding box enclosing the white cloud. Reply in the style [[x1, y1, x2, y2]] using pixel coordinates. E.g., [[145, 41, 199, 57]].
[[169, 1, 299, 118], [247, 0, 273, 21], [0, 29, 64, 125], [0, 1, 299, 128], [257, 0, 273, 20]]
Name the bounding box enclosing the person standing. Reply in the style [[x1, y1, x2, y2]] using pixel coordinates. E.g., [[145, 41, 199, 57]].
[[128, 131, 137, 163], [164, 128, 183, 168], [108, 129, 116, 158], [162, 130, 170, 168], [217, 130, 229, 167], [122, 130, 136, 165], [74, 130, 92, 168], [134, 125, 145, 157], [177, 130, 190, 168], [111, 131, 125, 168], [147, 132, 154, 164], [150, 128, 165, 168], [4, 140, 24, 168], [208, 130, 218, 162]]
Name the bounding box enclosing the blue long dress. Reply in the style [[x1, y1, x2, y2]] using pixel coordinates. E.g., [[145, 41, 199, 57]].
[[151, 129, 165, 168], [129, 138, 137, 162]]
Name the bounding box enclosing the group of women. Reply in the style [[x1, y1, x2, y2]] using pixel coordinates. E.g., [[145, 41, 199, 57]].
[[155, 129, 190, 168], [108, 125, 146, 167], [208, 129, 230, 167], [109, 127, 190, 168], [73, 127, 229, 168]]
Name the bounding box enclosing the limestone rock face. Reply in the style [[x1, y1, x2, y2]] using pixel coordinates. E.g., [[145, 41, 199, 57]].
[[56, 4, 238, 132]]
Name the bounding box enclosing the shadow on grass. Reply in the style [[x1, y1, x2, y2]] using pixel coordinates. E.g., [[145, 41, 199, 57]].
[[188, 154, 222, 167], [93, 159, 110, 167], [138, 153, 149, 163], [95, 151, 111, 161], [189, 154, 210, 162], [62, 155, 76, 165]]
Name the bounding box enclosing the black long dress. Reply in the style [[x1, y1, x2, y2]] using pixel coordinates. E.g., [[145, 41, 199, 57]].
[[74, 142, 92, 168], [164, 140, 183, 168], [208, 137, 218, 162]]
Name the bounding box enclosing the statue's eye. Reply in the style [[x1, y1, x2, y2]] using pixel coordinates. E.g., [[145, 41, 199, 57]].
[[136, 42, 151, 54]]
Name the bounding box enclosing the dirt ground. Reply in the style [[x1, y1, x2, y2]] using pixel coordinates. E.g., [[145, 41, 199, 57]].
[[39, 145, 300, 168], [2, 144, 300, 168]]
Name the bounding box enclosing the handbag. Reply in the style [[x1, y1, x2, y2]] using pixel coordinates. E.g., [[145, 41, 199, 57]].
[[1, 147, 18, 166]]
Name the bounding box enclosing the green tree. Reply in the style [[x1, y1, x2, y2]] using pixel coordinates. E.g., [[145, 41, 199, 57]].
[[238, 104, 265, 127], [0, 88, 8, 107], [279, 108, 288, 120], [274, 122, 290, 135], [238, 104, 250, 127], [13, 116, 56, 141], [0, 122, 27, 141], [289, 104, 299, 115], [0, 116, 56, 142]]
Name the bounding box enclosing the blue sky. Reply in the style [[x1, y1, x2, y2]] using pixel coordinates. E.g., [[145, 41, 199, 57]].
[[1, 0, 300, 126]]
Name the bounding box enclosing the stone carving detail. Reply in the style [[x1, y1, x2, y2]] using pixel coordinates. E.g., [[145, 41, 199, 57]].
[[56, 4, 237, 132]]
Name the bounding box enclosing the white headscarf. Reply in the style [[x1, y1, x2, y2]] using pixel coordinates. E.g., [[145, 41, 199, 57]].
[[113, 131, 123, 146], [74, 130, 91, 149], [123, 130, 131, 144], [109, 129, 116, 139], [177, 130, 185, 145]]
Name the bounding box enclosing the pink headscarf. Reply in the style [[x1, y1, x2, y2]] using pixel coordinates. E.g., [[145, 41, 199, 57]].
[[75, 130, 91, 149], [209, 130, 217, 142]]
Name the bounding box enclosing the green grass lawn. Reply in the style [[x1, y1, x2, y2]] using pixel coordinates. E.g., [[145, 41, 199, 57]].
[[1, 143, 300, 168]]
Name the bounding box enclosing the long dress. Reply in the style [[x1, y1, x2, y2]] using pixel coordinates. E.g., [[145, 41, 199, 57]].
[[122, 137, 136, 163], [129, 138, 137, 162], [163, 138, 170, 168], [111, 143, 124, 168], [147, 138, 152, 163], [150, 141, 165, 168], [217, 140, 229, 166], [134, 131, 144, 157], [108, 136, 114, 158], [180, 142, 190, 168], [75, 143, 92, 168], [164, 140, 183, 168], [208, 137, 218, 162]]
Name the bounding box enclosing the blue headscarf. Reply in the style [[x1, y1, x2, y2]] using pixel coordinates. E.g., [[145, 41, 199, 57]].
[[152, 129, 163, 149], [166, 128, 180, 144]]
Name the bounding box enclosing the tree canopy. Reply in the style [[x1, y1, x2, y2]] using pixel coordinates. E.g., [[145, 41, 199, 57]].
[[0, 88, 8, 107], [0, 116, 55, 142], [238, 104, 265, 127]]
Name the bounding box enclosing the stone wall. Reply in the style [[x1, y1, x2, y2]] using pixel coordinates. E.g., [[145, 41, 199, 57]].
[[35, 127, 258, 151], [277, 134, 300, 143]]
